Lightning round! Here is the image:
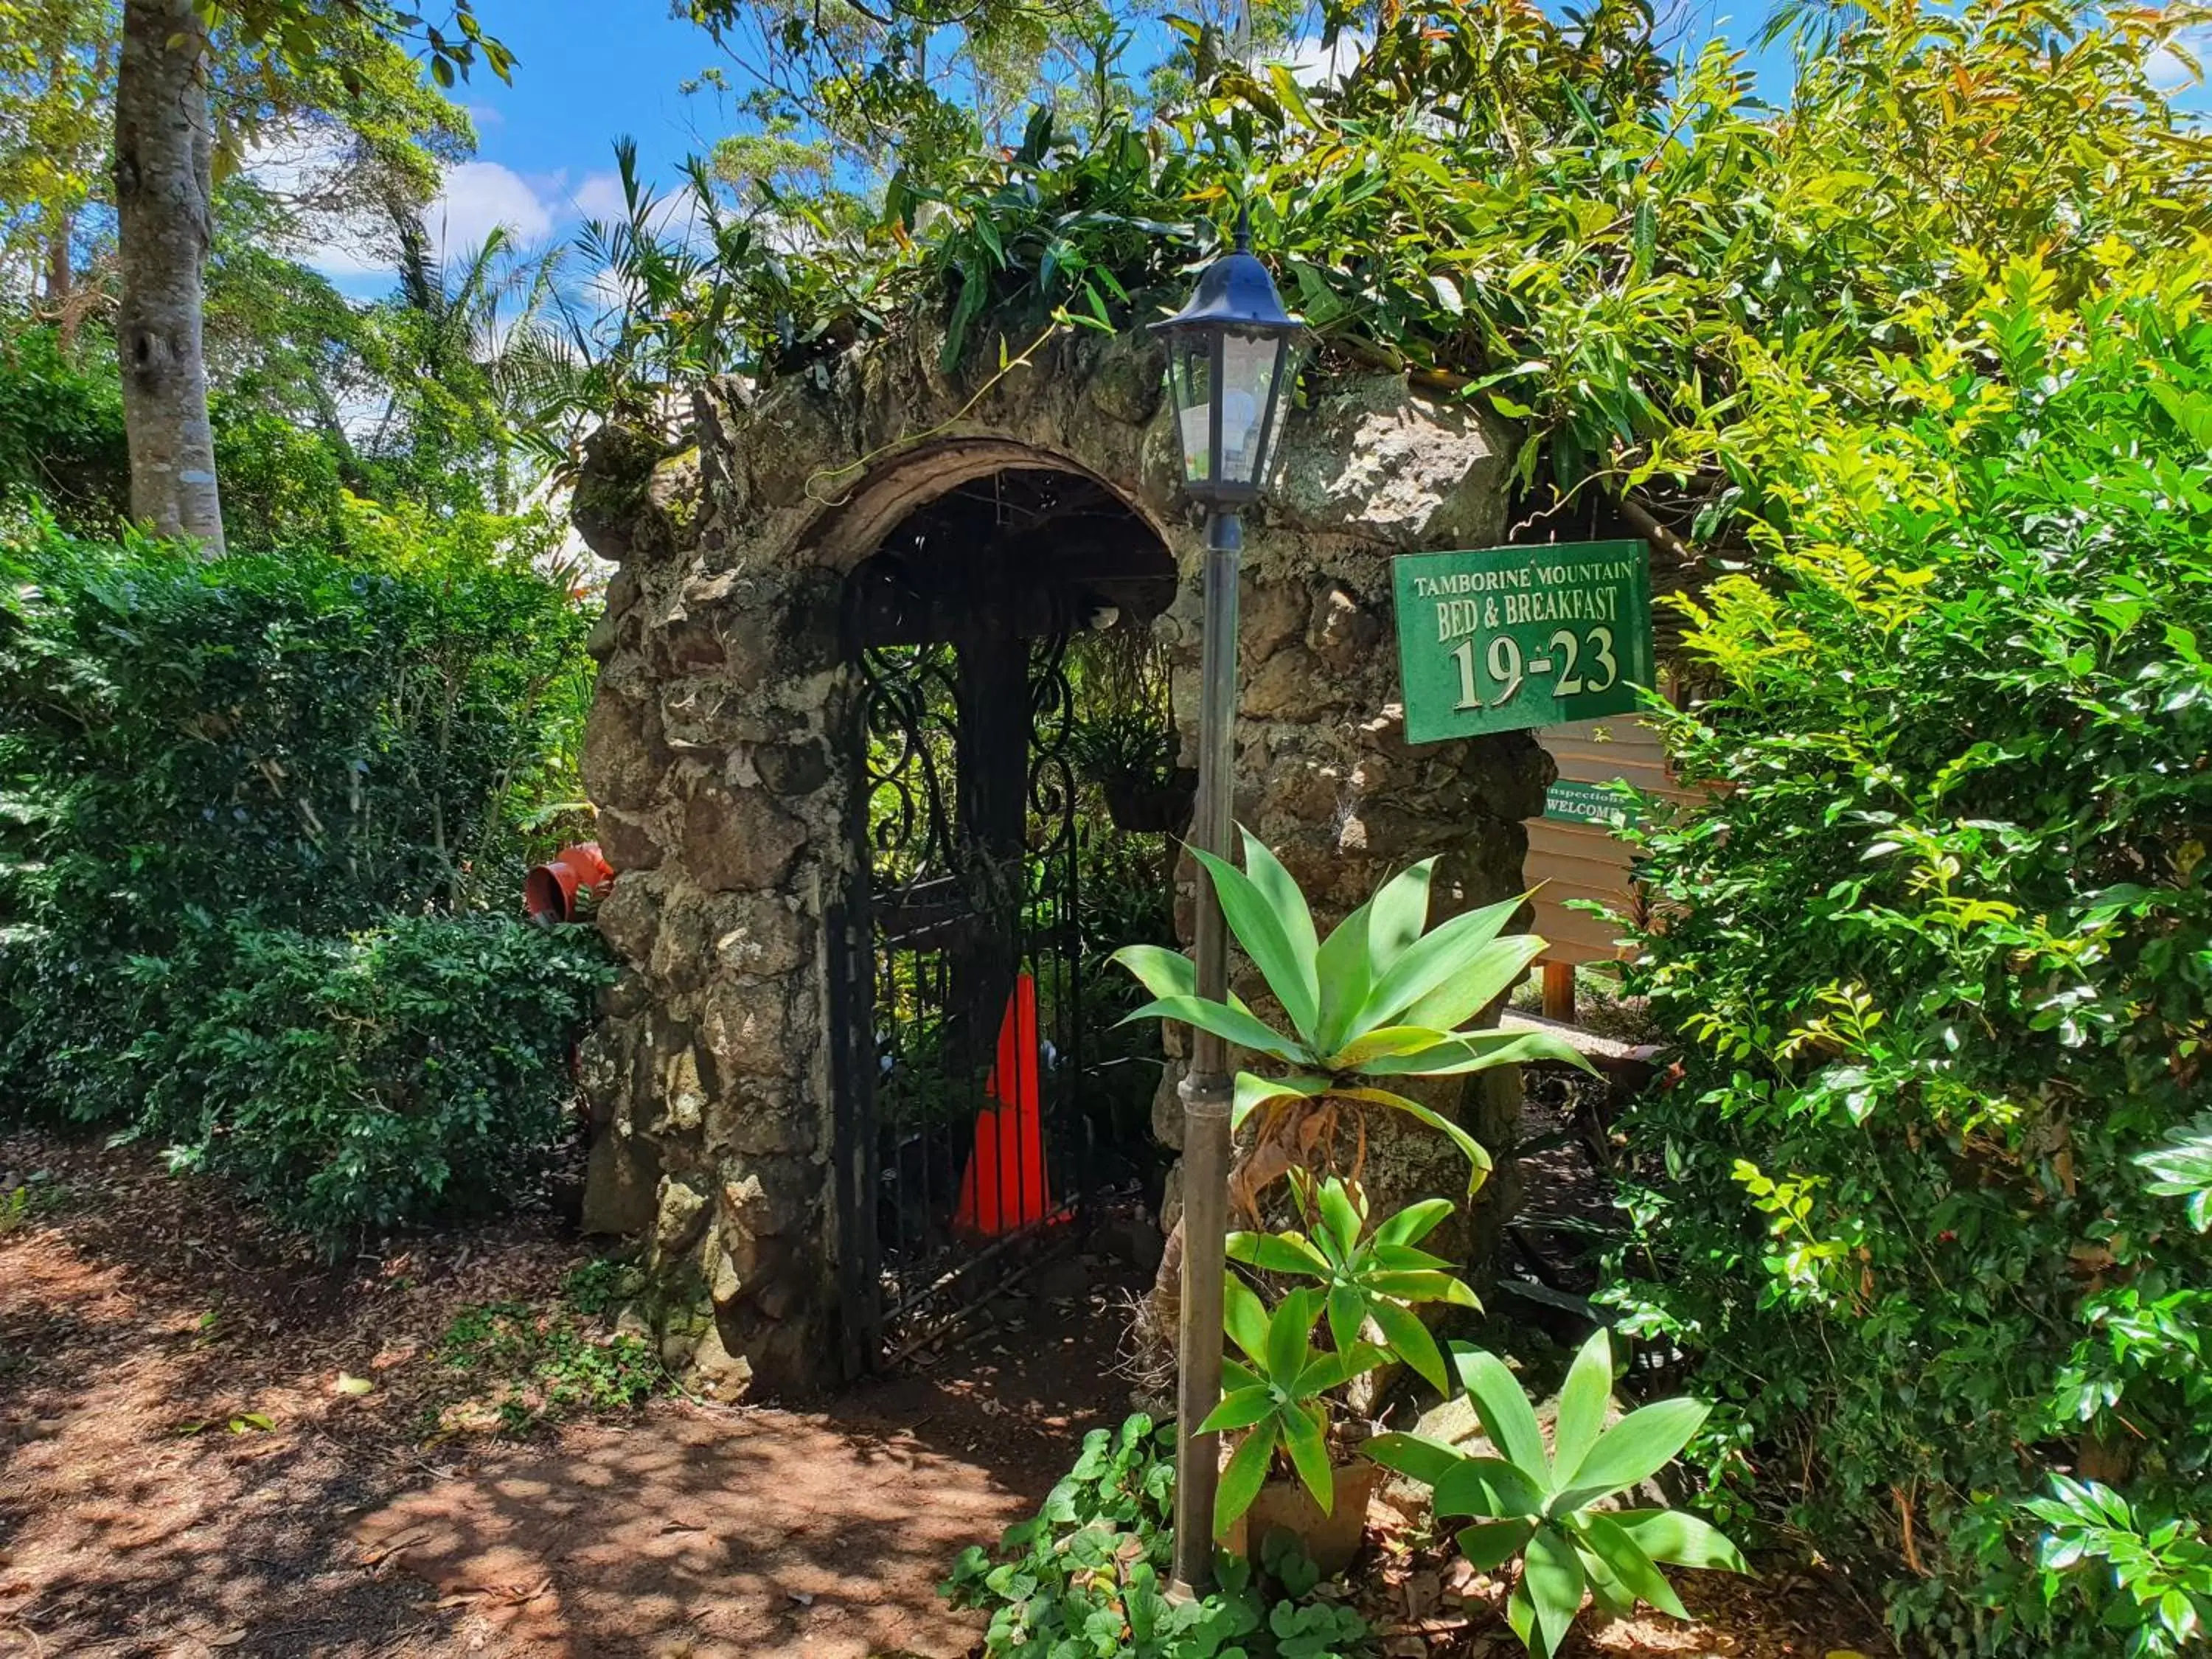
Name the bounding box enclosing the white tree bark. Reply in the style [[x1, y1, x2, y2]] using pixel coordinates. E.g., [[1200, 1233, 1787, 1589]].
[[113, 0, 224, 553]]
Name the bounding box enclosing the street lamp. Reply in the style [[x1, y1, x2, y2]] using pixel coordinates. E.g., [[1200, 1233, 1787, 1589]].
[[1150, 206, 1298, 1597]]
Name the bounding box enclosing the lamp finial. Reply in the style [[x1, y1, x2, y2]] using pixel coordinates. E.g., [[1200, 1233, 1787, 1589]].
[[1234, 201, 1252, 255]]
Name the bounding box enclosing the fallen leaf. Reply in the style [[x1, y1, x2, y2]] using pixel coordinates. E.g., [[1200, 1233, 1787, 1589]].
[[207, 1630, 248, 1647], [335, 1373, 375, 1397], [359, 1527, 430, 1568], [227, 1412, 274, 1433]]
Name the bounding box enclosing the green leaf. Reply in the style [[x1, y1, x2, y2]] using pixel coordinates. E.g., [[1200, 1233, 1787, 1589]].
[[1313, 897, 1376, 1055], [1452, 1346, 1550, 1480], [1328, 1025, 1458, 1068], [1364, 1270, 1479, 1305], [1370, 1242, 1455, 1273], [1238, 825, 1321, 1006], [1110, 943, 1195, 1001], [1217, 1418, 1279, 1535], [1120, 995, 1308, 1065], [1354, 897, 1526, 1033], [1357, 1025, 1592, 1077], [1327, 1282, 1366, 1352], [1200, 1384, 1279, 1434], [1233, 1070, 1330, 1130], [1362, 1430, 1461, 1486], [1191, 847, 1321, 1039], [1317, 1178, 1363, 1259], [1455, 1516, 1536, 1571], [1225, 1273, 1270, 1365], [1369, 1295, 1451, 1394], [1576, 1513, 1688, 1618], [1296, 1340, 1388, 1395], [1400, 936, 1550, 1033], [1267, 1287, 1321, 1382], [1549, 1328, 1615, 1489], [1373, 1198, 1454, 1248], [1506, 1578, 1537, 1653], [1523, 1525, 1588, 1658], [1555, 1399, 1711, 1509], [1227, 1230, 1332, 1277], [1579, 1539, 1641, 1618], [1432, 1455, 1546, 1520], [1613, 1509, 1749, 1573], [1280, 1401, 1334, 1511], [1365, 858, 1437, 978]]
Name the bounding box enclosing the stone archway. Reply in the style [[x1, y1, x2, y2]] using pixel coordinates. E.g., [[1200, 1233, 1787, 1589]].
[[570, 324, 1554, 1397]]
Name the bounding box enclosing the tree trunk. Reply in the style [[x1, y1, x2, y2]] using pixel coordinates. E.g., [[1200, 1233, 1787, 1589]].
[[113, 0, 223, 553], [42, 208, 73, 306]]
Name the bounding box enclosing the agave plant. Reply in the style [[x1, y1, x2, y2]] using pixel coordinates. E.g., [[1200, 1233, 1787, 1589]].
[[1203, 1280, 1389, 1532], [1228, 1170, 1480, 1395], [1112, 829, 1590, 1206], [1366, 1330, 1747, 1657]]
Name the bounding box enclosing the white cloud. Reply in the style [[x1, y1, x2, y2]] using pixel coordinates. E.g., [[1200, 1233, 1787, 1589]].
[[425, 161, 557, 260], [573, 172, 629, 223], [267, 156, 565, 281], [1277, 32, 1367, 88]]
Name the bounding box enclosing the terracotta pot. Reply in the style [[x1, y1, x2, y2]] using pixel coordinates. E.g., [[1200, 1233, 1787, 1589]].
[[523, 841, 615, 922], [1223, 1459, 1382, 1577]]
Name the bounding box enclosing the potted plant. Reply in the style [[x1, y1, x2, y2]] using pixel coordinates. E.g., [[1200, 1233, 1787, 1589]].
[[1207, 1172, 1484, 1572]]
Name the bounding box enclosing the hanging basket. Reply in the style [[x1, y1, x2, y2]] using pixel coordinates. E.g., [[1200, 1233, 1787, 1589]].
[[1102, 766, 1198, 835]]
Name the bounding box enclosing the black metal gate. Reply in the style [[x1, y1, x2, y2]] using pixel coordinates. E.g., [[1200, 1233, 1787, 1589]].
[[831, 471, 1184, 1369]]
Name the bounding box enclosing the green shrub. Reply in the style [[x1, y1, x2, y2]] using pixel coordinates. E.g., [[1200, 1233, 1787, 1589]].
[[118, 914, 611, 1246], [1606, 251, 2212, 1654], [0, 327, 129, 535], [428, 1284, 667, 1439], [0, 519, 599, 1244], [942, 1413, 1370, 1658], [0, 325, 362, 551], [0, 521, 588, 951]]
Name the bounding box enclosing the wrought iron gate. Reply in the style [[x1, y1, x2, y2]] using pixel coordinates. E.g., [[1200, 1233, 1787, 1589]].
[[835, 615, 1105, 1362], [829, 471, 1187, 1372]]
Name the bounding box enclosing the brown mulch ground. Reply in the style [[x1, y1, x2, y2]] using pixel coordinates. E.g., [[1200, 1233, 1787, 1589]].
[[0, 1134, 1895, 1659]]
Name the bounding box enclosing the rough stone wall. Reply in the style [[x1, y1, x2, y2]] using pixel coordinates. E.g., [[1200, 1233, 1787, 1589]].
[[571, 321, 1551, 1397]]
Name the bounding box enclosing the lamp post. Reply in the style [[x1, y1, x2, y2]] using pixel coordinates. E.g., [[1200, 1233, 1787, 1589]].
[[1150, 207, 1298, 1597]]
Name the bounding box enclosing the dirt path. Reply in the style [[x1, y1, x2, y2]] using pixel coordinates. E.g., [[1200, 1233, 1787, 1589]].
[[0, 1135, 1893, 1659], [0, 1136, 1136, 1658]]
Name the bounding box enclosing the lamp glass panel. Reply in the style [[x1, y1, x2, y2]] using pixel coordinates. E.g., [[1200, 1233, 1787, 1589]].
[[1217, 329, 1283, 486], [1169, 337, 1213, 484]]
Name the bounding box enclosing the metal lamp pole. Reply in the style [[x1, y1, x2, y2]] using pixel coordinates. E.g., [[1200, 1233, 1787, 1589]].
[[1150, 210, 1298, 1599]]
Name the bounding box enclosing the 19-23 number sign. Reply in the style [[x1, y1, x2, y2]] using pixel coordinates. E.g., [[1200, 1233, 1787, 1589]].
[[1391, 540, 1655, 743]]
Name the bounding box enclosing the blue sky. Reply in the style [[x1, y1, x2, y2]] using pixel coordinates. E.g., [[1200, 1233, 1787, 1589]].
[[297, 0, 2201, 297]]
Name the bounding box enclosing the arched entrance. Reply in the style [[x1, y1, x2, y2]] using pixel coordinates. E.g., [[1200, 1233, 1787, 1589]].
[[571, 323, 1543, 1399], [830, 467, 1183, 1363]]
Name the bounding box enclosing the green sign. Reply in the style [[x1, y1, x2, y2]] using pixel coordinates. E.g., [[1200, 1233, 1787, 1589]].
[[1543, 779, 1638, 825], [1391, 539, 1655, 743]]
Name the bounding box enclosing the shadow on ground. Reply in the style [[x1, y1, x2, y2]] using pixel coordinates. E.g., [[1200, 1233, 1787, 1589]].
[[0, 1133, 1144, 1659]]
